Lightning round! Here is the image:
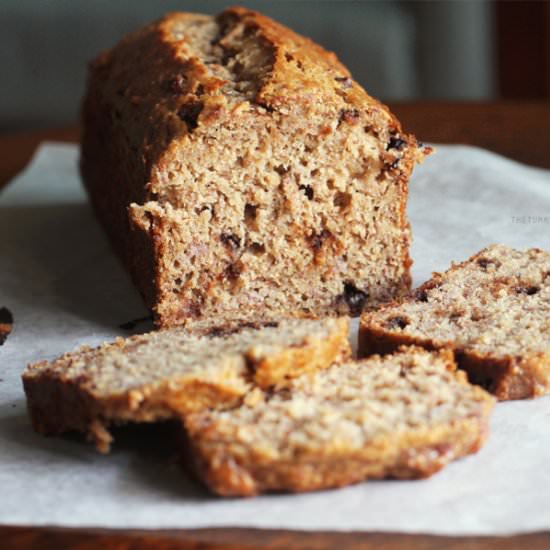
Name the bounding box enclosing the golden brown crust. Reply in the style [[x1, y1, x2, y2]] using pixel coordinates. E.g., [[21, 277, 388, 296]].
[[359, 326, 550, 400], [23, 366, 245, 453], [359, 245, 550, 400], [184, 416, 491, 497], [248, 317, 350, 388]]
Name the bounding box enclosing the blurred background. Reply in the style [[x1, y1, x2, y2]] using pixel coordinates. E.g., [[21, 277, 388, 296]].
[[1, 0, 549, 132]]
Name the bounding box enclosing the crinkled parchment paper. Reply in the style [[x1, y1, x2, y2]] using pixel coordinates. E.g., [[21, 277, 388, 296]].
[[0, 143, 549, 534]]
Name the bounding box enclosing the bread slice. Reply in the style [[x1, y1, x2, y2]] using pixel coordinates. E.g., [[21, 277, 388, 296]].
[[184, 346, 494, 496], [359, 244, 550, 400], [22, 318, 350, 452], [81, 7, 429, 331]]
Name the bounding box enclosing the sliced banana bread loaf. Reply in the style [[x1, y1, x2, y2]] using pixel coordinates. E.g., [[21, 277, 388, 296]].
[[359, 244, 550, 400], [184, 346, 494, 496], [80, 6, 428, 330], [22, 318, 349, 452]]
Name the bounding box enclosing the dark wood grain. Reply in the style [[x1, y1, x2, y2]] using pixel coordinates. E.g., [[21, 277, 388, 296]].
[[496, 1, 550, 99], [0, 126, 78, 189], [1, 102, 549, 549], [3, 526, 550, 550], [390, 101, 550, 169]]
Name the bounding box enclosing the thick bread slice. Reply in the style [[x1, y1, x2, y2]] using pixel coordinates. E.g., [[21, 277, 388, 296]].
[[184, 346, 494, 496], [359, 244, 550, 400], [22, 318, 350, 452]]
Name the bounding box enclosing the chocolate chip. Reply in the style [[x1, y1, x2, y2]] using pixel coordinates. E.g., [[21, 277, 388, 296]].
[[169, 75, 187, 95], [247, 242, 265, 256], [416, 290, 429, 303], [387, 316, 409, 330], [259, 102, 275, 114], [223, 262, 242, 282], [244, 204, 258, 230], [221, 48, 238, 66], [477, 258, 490, 269], [232, 60, 245, 75], [338, 109, 360, 126], [208, 326, 235, 338], [333, 191, 352, 210], [299, 185, 314, 200], [179, 295, 204, 319], [387, 136, 406, 151], [119, 315, 153, 331], [515, 285, 540, 296], [309, 229, 331, 252], [335, 76, 353, 89], [210, 320, 279, 339], [220, 233, 241, 251], [274, 165, 289, 176], [479, 377, 495, 392], [343, 283, 369, 316], [177, 100, 203, 131]]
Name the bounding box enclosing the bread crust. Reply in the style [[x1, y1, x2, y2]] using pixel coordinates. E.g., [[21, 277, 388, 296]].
[[185, 419, 490, 497], [360, 326, 550, 400], [23, 369, 241, 453], [359, 245, 550, 400], [80, 7, 426, 329], [247, 317, 350, 388]]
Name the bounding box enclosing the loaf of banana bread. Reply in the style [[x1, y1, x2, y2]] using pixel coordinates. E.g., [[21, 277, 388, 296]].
[[80, 6, 428, 330]]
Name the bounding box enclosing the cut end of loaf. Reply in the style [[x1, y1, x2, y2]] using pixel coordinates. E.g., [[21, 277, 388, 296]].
[[359, 244, 550, 400], [80, 7, 428, 331]]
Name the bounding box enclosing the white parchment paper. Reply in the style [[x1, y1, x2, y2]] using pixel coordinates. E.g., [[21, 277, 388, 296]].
[[1, 143, 550, 534]]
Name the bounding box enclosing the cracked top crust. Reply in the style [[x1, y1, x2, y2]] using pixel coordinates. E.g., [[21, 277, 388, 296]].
[[84, 6, 419, 198]]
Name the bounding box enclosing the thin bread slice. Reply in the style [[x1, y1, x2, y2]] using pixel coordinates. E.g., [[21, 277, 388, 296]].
[[22, 317, 350, 452], [359, 244, 550, 400], [184, 346, 494, 496]]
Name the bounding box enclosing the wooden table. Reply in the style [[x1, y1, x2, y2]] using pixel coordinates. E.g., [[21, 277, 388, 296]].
[[1, 102, 550, 549]]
